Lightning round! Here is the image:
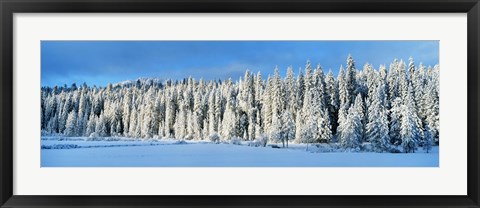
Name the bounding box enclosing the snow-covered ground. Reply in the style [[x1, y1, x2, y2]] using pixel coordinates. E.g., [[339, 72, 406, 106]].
[[41, 137, 439, 167]]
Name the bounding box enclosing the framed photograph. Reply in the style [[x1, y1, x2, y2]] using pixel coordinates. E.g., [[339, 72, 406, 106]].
[[1, 0, 479, 207]]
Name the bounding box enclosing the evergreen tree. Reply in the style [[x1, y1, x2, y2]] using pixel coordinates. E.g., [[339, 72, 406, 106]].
[[95, 113, 108, 137], [262, 76, 273, 134], [317, 109, 332, 143], [86, 114, 96, 137], [207, 90, 217, 135], [353, 94, 365, 141], [76, 89, 88, 136], [325, 70, 339, 135], [193, 90, 204, 139], [424, 66, 440, 142], [285, 66, 297, 114], [388, 59, 400, 101], [400, 85, 421, 153], [337, 65, 349, 107], [301, 114, 318, 151], [64, 110, 77, 136], [282, 110, 295, 148], [336, 103, 348, 142], [366, 84, 390, 152], [423, 125, 433, 153], [222, 88, 238, 140], [164, 90, 177, 137], [174, 100, 187, 139], [269, 113, 283, 144], [345, 55, 357, 104], [389, 98, 402, 145], [408, 57, 416, 82], [340, 100, 362, 149], [248, 107, 257, 140], [128, 107, 138, 138], [296, 69, 305, 113]]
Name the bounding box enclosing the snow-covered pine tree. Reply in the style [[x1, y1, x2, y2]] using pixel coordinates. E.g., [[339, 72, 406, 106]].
[[222, 88, 238, 140], [304, 60, 313, 93], [345, 55, 357, 104], [248, 107, 257, 140], [365, 64, 378, 106], [193, 90, 204, 140], [240, 69, 254, 111], [269, 112, 283, 145], [271, 66, 284, 122], [214, 89, 223, 135], [238, 113, 248, 140], [337, 65, 350, 108], [76, 88, 88, 136], [353, 94, 365, 142], [164, 89, 176, 138], [142, 100, 155, 138], [156, 93, 166, 137], [95, 113, 108, 137], [294, 109, 303, 143], [378, 64, 388, 107], [398, 60, 410, 101], [128, 106, 138, 138], [301, 114, 318, 151], [41, 91, 47, 130], [254, 71, 263, 109], [423, 124, 433, 153], [86, 114, 96, 137], [356, 63, 370, 102], [325, 70, 339, 135], [412, 63, 426, 120], [296, 69, 305, 113], [314, 64, 328, 109], [134, 105, 143, 138], [262, 76, 273, 135], [207, 89, 217, 136], [424, 65, 440, 142], [108, 102, 122, 136], [400, 85, 421, 153], [174, 100, 187, 140], [304, 66, 332, 144], [317, 109, 332, 143], [336, 103, 348, 142], [186, 110, 194, 140], [340, 101, 362, 149], [285, 66, 297, 115], [268, 67, 284, 143], [366, 84, 390, 152], [408, 56, 416, 82], [43, 93, 58, 133], [122, 89, 132, 136], [389, 98, 403, 145], [281, 110, 295, 148], [64, 110, 77, 136], [58, 93, 72, 134], [388, 59, 400, 102]]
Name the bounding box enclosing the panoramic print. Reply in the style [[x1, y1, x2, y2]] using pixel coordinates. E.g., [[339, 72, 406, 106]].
[[40, 41, 439, 167]]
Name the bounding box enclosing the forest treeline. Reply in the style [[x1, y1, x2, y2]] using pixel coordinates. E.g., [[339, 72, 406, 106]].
[[41, 55, 439, 153]]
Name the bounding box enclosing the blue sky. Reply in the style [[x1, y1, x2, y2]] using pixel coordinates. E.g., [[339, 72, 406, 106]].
[[41, 41, 439, 87]]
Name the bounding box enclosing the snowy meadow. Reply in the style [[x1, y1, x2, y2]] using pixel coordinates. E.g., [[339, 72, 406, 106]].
[[41, 55, 439, 167], [41, 137, 438, 167]]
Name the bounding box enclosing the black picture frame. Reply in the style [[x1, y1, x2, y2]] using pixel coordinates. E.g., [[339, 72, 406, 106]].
[[1, 0, 479, 207]]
